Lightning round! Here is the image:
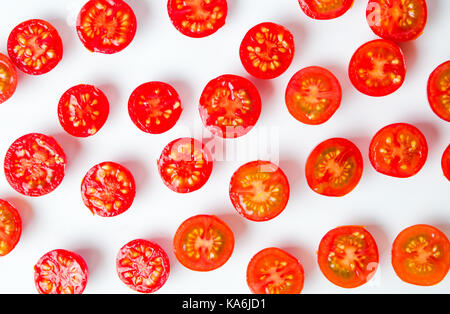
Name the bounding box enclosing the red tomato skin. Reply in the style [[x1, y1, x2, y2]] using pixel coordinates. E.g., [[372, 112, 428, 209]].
[[427, 61, 450, 122], [442, 145, 450, 181], [0, 53, 18, 104], [299, 0, 354, 20], [0, 200, 22, 257]]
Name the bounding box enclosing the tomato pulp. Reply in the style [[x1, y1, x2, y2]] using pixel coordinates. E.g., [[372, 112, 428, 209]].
[[427, 61, 450, 122], [299, 0, 354, 20], [0, 53, 18, 104], [0, 200, 22, 256]]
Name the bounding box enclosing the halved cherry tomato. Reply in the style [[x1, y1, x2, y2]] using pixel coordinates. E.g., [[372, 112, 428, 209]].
[[348, 39, 406, 97], [247, 247, 304, 294], [128, 82, 182, 134], [442, 145, 450, 181], [369, 123, 428, 178], [81, 162, 136, 217], [76, 0, 137, 54], [116, 239, 170, 293], [229, 161, 289, 222], [240, 22, 295, 80], [157, 138, 213, 193], [199, 75, 261, 138], [299, 0, 354, 20], [0, 200, 22, 256], [173, 215, 234, 271], [0, 53, 18, 104], [392, 224, 450, 286], [7, 19, 63, 75], [427, 61, 450, 122], [285, 66, 342, 125], [318, 226, 379, 288], [366, 0, 427, 42], [58, 84, 110, 137], [167, 0, 228, 38], [34, 249, 88, 294], [4, 133, 66, 197], [305, 138, 363, 197]]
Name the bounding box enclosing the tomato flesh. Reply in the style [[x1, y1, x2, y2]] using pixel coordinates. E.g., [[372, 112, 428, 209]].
[[442, 145, 450, 181], [0, 200, 22, 256], [0, 53, 18, 104], [299, 0, 354, 20], [427, 61, 450, 122]]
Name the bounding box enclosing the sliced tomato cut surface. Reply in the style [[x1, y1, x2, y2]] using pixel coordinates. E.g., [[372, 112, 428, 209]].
[[240, 22, 295, 80], [7, 19, 63, 75], [299, 0, 354, 20], [0, 200, 22, 256], [76, 0, 137, 54], [173, 215, 234, 271], [229, 160, 289, 222], [366, 0, 427, 42], [285, 66, 342, 125], [81, 162, 136, 217], [34, 249, 88, 294], [4, 133, 66, 197], [247, 247, 304, 294], [157, 138, 213, 193], [392, 225, 450, 286], [427, 61, 450, 122], [348, 39, 405, 97], [116, 239, 170, 293], [199, 75, 261, 138], [167, 0, 228, 38], [305, 138, 363, 197], [442, 145, 450, 181], [0, 53, 18, 104], [369, 123, 428, 178], [318, 226, 379, 288], [128, 82, 182, 134]]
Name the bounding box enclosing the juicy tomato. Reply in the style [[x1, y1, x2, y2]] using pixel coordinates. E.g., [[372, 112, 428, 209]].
[[173, 215, 234, 271], [318, 226, 379, 288], [116, 239, 170, 293], [427, 61, 450, 122], [0, 53, 18, 104], [167, 0, 228, 38], [442, 145, 450, 181], [285, 66, 342, 125], [157, 138, 213, 193], [299, 0, 354, 20], [128, 82, 182, 134], [4, 133, 66, 197], [369, 123, 428, 178], [34, 249, 88, 294], [392, 225, 450, 286], [81, 162, 136, 217], [0, 200, 22, 256], [305, 138, 363, 197], [58, 84, 110, 137], [77, 0, 137, 54], [240, 22, 295, 80], [7, 19, 63, 75], [348, 39, 406, 97], [199, 75, 261, 138], [366, 0, 427, 42], [229, 161, 289, 222], [247, 247, 304, 294]]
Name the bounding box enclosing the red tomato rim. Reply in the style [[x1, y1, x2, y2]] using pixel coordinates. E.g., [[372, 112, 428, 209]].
[[442, 145, 450, 181], [0, 199, 22, 256], [299, 0, 354, 20], [0, 53, 18, 104]]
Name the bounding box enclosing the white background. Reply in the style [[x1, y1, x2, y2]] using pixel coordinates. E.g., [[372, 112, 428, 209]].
[[0, 0, 449, 294]]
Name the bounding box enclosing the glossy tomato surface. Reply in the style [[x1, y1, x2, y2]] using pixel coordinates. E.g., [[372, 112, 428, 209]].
[[427, 61, 450, 122], [0, 53, 18, 104], [0, 200, 22, 256], [442, 145, 450, 181], [299, 0, 354, 20]]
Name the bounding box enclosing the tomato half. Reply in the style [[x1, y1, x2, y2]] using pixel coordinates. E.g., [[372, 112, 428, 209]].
[[0, 53, 18, 104], [4, 133, 66, 197], [128, 82, 182, 134], [305, 138, 363, 197], [318, 226, 379, 288], [392, 225, 450, 286], [348, 39, 406, 97], [116, 239, 170, 293], [442, 145, 450, 181], [7, 19, 63, 75], [240, 22, 295, 80], [247, 247, 304, 294], [229, 161, 289, 222], [81, 162, 136, 217], [366, 0, 427, 42], [427, 61, 450, 122], [157, 138, 213, 193], [173, 215, 234, 271], [369, 123, 428, 178], [34, 249, 88, 294], [0, 200, 22, 256], [167, 0, 228, 38], [76, 0, 137, 54], [285, 66, 342, 125], [299, 0, 354, 20], [199, 75, 261, 138]]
